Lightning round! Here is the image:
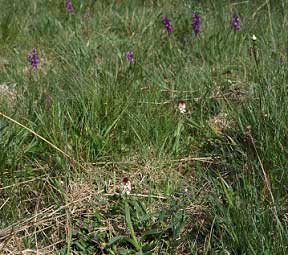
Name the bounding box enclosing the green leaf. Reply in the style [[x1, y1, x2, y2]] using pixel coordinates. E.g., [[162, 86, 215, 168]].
[[107, 235, 130, 247]]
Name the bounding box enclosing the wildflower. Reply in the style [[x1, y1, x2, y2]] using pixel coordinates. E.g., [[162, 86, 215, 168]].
[[178, 100, 186, 114], [27, 48, 40, 70], [65, 0, 73, 12], [162, 16, 173, 33], [231, 14, 241, 31], [121, 177, 132, 195], [250, 34, 258, 64], [126, 51, 134, 62], [192, 12, 201, 35]]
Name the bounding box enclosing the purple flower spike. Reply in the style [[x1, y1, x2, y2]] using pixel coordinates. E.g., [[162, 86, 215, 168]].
[[231, 14, 241, 32], [162, 16, 173, 34], [27, 48, 40, 70], [192, 12, 201, 35], [126, 51, 134, 62], [66, 0, 73, 12]]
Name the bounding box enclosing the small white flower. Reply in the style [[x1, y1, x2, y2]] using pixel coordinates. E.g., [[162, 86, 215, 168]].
[[121, 177, 132, 195], [252, 34, 257, 41], [178, 100, 186, 114]]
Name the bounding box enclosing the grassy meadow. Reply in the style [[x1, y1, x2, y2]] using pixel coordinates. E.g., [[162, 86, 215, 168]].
[[0, 0, 288, 254]]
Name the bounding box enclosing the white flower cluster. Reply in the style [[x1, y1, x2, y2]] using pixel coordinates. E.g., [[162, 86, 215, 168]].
[[178, 101, 187, 114], [121, 177, 132, 195]]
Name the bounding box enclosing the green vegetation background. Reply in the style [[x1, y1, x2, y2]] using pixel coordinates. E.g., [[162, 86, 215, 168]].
[[0, 0, 287, 254]]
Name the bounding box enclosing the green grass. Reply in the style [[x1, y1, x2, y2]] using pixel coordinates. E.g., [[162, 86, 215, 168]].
[[0, 0, 288, 254]]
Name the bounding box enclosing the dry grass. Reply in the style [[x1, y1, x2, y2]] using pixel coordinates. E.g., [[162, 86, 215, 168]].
[[0, 157, 209, 254], [0, 83, 18, 108]]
